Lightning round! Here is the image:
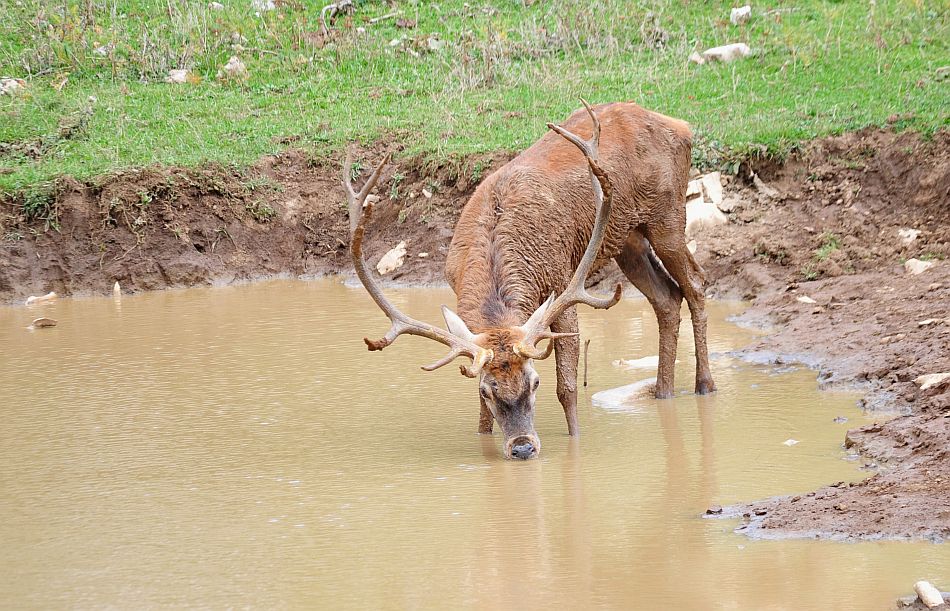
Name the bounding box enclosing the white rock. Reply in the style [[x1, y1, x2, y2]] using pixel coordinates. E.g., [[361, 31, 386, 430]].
[[427, 36, 445, 51], [752, 173, 779, 198], [688, 51, 705, 65], [796, 295, 817, 304], [718, 195, 739, 213], [252, 0, 275, 11], [376, 241, 407, 275], [113, 281, 121, 297], [165, 69, 190, 84], [783, 439, 800, 446], [217, 56, 248, 81], [686, 178, 703, 199], [356, 27, 366, 34], [0, 77, 27, 96], [898, 228, 921, 246], [687, 239, 697, 254], [701, 171, 723, 206], [25, 291, 57, 305], [685, 199, 727, 237], [417, 252, 429, 258], [914, 581, 945, 609], [422, 188, 433, 199], [209, 1, 224, 8], [730, 5, 752, 25], [917, 318, 940, 327], [914, 373, 950, 391], [702, 43, 751, 63], [905, 258, 935, 275], [592, 378, 657, 411]]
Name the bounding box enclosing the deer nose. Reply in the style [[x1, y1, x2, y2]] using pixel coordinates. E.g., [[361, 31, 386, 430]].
[[511, 442, 536, 460]]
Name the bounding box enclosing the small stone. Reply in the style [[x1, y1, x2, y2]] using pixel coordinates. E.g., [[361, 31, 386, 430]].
[[928, 283, 943, 291], [700, 172, 723, 206], [834, 503, 847, 511], [753, 508, 767, 516], [208, 1, 224, 8], [730, 5, 752, 25], [904, 258, 935, 275], [913, 372, 950, 391], [705, 505, 723, 515], [0, 77, 27, 96], [417, 252, 429, 258], [702, 42, 751, 63], [783, 439, 800, 446], [796, 295, 817, 304], [898, 227, 921, 245], [376, 241, 407, 275], [913, 581, 945, 609], [165, 69, 191, 84], [833, 416, 848, 424], [217, 56, 248, 82], [30, 317, 57, 328], [25, 291, 57, 305], [422, 188, 433, 199], [752, 173, 779, 198], [917, 318, 941, 327]]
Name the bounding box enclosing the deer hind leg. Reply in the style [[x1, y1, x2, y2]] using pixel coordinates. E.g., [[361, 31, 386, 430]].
[[615, 229, 683, 399], [551, 306, 580, 436], [644, 224, 716, 395]]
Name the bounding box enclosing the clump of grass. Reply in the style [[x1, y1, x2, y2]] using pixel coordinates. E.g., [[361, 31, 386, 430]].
[[814, 233, 841, 261], [245, 199, 276, 222]]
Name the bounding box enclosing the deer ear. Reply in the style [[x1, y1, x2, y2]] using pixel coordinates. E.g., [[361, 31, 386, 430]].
[[520, 294, 555, 335], [441, 306, 476, 342]]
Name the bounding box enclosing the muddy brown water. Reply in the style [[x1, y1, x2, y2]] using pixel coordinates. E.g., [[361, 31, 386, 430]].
[[1, 279, 947, 608]]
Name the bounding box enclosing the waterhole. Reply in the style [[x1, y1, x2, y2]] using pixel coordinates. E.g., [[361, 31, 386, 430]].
[[1, 279, 947, 608]]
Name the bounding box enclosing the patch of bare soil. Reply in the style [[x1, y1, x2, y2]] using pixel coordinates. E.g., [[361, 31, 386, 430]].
[[1, 128, 947, 542], [692, 129, 950, 542]]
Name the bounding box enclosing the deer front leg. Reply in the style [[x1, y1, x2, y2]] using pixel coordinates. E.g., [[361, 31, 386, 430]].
[[552, 307, 581, 436]]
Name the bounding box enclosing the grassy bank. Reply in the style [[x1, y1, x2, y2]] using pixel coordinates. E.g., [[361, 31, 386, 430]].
[[1, 0, 947, 193]]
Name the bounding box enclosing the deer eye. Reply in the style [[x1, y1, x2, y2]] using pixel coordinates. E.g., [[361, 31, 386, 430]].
[[480, 386, 491, 399], [532, 377, 540, 392]]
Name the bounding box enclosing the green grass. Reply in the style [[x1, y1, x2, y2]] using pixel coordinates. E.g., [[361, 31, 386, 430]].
[[1, 0, 948, 192]]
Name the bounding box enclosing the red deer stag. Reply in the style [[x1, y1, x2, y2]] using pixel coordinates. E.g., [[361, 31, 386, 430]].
[[346, 101, 714, 460]]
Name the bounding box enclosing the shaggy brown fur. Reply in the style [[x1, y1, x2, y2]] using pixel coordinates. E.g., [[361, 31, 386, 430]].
[[446, 101, 715, 435]]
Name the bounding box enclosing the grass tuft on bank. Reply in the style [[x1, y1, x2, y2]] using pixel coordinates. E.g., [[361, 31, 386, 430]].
[[1, 0, 947, 192]]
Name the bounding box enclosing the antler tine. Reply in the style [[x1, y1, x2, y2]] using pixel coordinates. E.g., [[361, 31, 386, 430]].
[[345, 150, 493, 377], [344, 147, 392, 233], [517, 101, 622, 359]]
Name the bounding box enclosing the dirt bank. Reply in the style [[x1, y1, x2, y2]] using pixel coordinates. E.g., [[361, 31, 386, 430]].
[[2, 128, 948, 541]]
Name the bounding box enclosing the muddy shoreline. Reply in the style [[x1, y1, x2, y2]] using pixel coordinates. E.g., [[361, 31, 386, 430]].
[[2, 128, 948, 542]]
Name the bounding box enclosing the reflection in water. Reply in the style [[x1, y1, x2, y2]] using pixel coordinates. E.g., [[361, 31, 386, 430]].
[[0, 278, 947, 609]]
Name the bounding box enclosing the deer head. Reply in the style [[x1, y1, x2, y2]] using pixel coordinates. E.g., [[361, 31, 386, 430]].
[[346, 101, 621, 460]]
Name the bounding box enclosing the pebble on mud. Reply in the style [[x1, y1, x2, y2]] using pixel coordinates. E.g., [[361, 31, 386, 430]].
[[705, 505, 723, 515], [25, 291, 57, 305], [376, 241, 407, 275], [913, 581, 946, 609], [904, 258, 935, 275], [913, 373, 950, 392]]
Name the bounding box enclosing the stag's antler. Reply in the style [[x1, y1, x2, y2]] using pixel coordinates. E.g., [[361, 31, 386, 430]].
[[514, 99, 623, 360], [345, 148, 494, 378]]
